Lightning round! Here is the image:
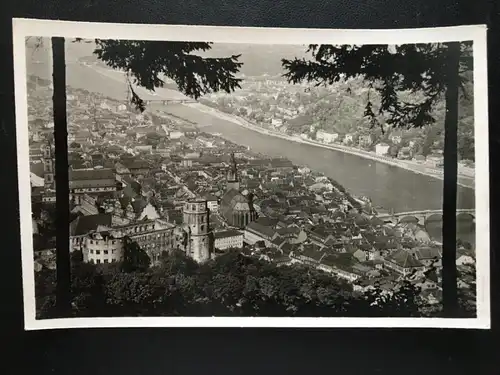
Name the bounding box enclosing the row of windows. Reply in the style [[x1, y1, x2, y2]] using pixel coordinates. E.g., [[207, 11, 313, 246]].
[[132, 232, 172, 241], [72, 186, 115, 193], [139, 240, 175, 249], [185, 204, 206, 212], [89, 249, 117, 255], [122, 225, 155, 234], [216, 237, 242, 242], [89, 258, 117, 264], [89, 240, 117, 245]]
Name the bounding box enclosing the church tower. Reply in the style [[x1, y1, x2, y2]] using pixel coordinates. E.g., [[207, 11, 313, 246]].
[[43, 141, 55, 191], [226, 152, 240, 191], [182, 199, 212, 262]]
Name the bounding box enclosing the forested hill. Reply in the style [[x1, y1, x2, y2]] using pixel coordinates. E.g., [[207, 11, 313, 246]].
[[285, 74, 475, 159]]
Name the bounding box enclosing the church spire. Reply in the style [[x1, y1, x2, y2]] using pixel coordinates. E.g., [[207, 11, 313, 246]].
[[226, 152, 240, 191]]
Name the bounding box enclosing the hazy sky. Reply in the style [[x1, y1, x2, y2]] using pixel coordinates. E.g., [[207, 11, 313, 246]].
[[26, 37, 311, 77]]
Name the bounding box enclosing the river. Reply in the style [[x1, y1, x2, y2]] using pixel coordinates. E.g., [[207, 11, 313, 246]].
[[25, 46, 476, 246], [153, 104, 475, 212], [152, 103, 476, 246]]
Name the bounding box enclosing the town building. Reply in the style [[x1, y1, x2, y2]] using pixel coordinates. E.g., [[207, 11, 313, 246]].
[[122, 160, 151, 176], [343, 133, 354, 144], [316, 130, 339, 144], [134, 145, 153, 154], [169, 131, 184, 139], [42, 142, 55, 191], [203, 193, 219, 213], [383, 249, 424, 276], [358, 134, 373, 148], [271, 118, 283, 127], [69, 168, 117, 203], [397, 147, 412, 160], [40, 140, 56, 203], [426, 154, 444, 168], [375, 143, 390, 156], [244, 220, 278, 246], [390, 132, 403, 144], [29, 142, 44, 160], [214, 230, 244, 250]]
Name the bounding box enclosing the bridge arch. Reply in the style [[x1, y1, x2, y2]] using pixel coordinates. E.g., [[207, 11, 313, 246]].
[[425, 213, 443, 225], [398, 215, 420, 225]]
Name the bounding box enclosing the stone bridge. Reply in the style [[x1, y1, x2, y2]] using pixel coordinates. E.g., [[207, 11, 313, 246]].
[[377, 209, 475, 226], [144, 99, 197, 105]]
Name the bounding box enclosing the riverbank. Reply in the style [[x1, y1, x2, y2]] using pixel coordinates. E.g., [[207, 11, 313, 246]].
[[80, 63, 475, 190], [185, 103, 475, 190]]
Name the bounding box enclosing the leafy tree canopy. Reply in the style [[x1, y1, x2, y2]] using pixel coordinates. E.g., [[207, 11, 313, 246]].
[[75, 39, 243, 111], [282, 43, 472, 131]]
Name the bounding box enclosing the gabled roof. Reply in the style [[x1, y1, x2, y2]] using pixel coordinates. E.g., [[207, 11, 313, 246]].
[[69, 213, 112, 236], [413, 246, 443, 260], [386, 249, 423, 269], [246, 221, 277, 239]]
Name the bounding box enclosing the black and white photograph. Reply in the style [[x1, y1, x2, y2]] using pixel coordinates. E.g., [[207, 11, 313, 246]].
[[14, 19, 489, 329]]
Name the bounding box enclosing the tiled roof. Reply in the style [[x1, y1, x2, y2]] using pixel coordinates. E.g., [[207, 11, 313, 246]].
[[387, 249, 423, 268], [214, 230, 243, 239], [69, 213, 112, 236], [246, 221, 276, 239], [69, 168, 115, 181], [254, 216, 279, 228], [413, 246, 442, 260], [123, 160, 151, 170], [30, 163, 45, 178]]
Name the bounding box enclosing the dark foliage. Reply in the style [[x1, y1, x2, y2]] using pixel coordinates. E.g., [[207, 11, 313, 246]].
[[121, 237, 151, 273], [35, 249, 450, 319]]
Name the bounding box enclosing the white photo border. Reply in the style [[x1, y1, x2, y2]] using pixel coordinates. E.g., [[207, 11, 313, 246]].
[[13, 18, 490, 330]]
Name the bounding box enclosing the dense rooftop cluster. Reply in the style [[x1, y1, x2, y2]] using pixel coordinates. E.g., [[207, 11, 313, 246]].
[[28, 74, 476, 313]]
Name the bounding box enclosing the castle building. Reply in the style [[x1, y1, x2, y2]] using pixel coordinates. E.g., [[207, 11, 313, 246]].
[[182, 199, 213, 262], [220, 153, 258, 228], [71, 214, 176, 266], [83, 230, 124, 264]]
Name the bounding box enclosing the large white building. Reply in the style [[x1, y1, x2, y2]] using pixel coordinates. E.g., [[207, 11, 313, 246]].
[[214, 230, 244, 251], [375, 143, 390, 156], [169, 131, 184, 139], [316, 130, 339, 144], [83, 231, 124, 264]]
